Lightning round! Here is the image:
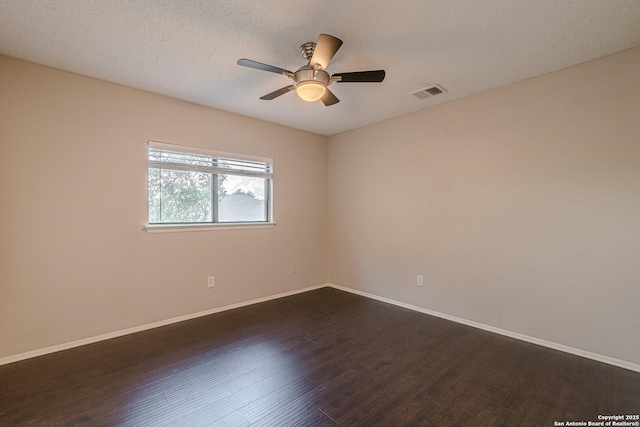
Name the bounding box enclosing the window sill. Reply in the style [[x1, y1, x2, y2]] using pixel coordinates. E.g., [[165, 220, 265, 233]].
[[144, 222, 276, 233]]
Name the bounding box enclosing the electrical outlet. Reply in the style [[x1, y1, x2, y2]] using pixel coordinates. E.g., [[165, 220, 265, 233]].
[[417, 275, 424, 287], [291, 265, 297, 274], [208, 276, 215, 288]]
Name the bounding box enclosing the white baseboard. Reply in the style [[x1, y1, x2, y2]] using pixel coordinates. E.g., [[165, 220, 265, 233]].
[[3, 283, 638, 373], [0, 284, 325, 367], [327, 283, 640, 373]]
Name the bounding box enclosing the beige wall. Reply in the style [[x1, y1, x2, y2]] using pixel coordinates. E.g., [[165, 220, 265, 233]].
[[0, 56, 328, 359], [2, 46, 639, 367], [328, 47, 640, 365]]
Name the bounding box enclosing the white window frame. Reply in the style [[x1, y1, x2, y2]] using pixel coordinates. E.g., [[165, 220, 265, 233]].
[[144, 141, 275, 233]]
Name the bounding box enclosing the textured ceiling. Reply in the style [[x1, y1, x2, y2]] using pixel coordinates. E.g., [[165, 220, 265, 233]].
[[1, 1, 639, 136]]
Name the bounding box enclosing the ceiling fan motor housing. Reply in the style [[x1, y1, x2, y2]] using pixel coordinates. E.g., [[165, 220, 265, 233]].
[[293, 66, 329, 86], [292, 66, 330, 102]]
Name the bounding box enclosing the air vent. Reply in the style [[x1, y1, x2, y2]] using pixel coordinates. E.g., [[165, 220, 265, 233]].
[[410, 84, 447, 99]]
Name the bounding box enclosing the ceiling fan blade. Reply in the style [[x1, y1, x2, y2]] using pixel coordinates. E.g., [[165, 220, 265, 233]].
[[309, 34, 343, 70], [260, 85, 295, 100], [333, 70, 386, 83], [237, 59, 292, 75], [321, 89, 340, 106]]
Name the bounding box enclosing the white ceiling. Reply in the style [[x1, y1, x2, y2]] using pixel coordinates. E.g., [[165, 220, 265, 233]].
[[1, 1, 639, 136]]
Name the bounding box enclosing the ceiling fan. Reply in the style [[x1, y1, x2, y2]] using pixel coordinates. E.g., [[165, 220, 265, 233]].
[[237, 34, 385, 106]]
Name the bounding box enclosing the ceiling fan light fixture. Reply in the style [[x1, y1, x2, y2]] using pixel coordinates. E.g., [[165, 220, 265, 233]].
[[295, 81, 326, 102]]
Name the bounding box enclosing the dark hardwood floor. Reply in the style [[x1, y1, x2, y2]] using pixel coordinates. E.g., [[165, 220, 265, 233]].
[[1, 287, 638, 426]]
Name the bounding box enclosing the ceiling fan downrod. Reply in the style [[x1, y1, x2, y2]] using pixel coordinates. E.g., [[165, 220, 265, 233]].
[[299, 42, 316, 60]]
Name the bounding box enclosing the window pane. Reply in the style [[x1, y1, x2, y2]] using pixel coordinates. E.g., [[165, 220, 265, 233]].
[[218, 174, 267, 222], [150, 168, 213, 223], [148, 167, 161, 223], [147, 143, 273, 226]]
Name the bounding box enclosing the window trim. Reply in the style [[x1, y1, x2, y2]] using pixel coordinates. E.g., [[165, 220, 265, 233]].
[[146, 141, 274, 231], [143, 222, 276, 233]]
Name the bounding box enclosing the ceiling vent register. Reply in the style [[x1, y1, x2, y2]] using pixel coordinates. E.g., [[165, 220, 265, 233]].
[[410, 84, 447, 99]]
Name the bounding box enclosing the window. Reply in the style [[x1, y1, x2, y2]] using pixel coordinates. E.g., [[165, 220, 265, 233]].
[[147, 141, 273, 227]]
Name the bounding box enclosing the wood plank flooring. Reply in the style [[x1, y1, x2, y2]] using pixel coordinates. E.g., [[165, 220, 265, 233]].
[[1, 287, 638, 426]]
